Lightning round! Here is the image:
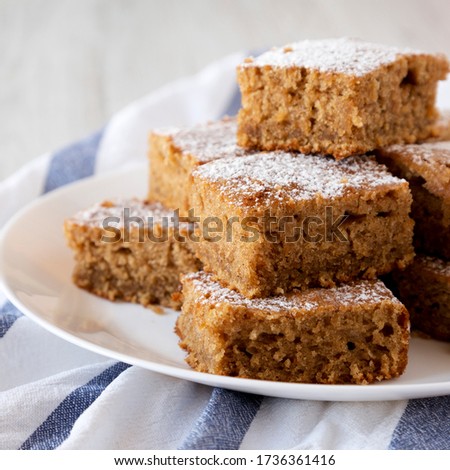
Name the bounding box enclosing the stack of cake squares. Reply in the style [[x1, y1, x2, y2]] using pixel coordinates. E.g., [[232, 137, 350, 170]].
[[65, 38, 450, 385]]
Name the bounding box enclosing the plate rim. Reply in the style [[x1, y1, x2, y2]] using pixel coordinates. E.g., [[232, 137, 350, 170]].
[[1, 164, 450, 402]]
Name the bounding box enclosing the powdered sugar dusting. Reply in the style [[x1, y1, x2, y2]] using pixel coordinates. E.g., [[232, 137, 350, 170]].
[[68, 198, 191, 229], [153, 118, 243, 164], [383, 141, 450, 208], [418, 256, 450, 277], [194, 152, 403, 205], [387, 140, 450, 163], [185, 272, 398, 313], [240, 38, 421, 76]]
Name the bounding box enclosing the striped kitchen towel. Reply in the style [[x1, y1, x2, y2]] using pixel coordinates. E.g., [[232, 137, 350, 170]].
[[1, 52, 450, 451]]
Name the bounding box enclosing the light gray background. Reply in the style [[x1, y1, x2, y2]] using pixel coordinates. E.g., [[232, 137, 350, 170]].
[[1, 0, 449, 181]]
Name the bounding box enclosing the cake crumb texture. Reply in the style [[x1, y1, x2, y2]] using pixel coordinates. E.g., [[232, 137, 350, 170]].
[[65, 198, 201, 310], [191, 151, 414, 297], [237, 38, 449, 159], [176, 272, 410, 384], [393, 256, 450, 341], [376, 140, 450, 259]]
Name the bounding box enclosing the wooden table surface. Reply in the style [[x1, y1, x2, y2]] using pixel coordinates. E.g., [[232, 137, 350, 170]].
[[1, 0, 449, 181]]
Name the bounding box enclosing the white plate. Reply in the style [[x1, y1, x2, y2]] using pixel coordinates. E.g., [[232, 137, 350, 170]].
[[1, 162, 450, 402]]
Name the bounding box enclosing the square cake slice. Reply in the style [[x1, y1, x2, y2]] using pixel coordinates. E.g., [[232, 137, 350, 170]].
[[176, 272, 409, 384], [237, 38, 448, 159], [190, 151, 414, 298], [148, 117, 243, 214], [393, 256, 450, 342], [64, 199, 202, 310], [377, 141, 450, 259]]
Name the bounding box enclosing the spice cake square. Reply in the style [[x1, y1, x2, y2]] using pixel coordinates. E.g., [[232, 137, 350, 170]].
[[237, 38, 448, 159], [190, 151, 414, 298], [393, 255, 450, 342], [176, 272, 409, 384], [148, 118, 243, 214], [64, 198, 202, 310], [377, 140, 450, 259]]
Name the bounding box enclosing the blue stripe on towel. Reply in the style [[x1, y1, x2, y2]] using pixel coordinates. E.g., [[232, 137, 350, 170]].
[[20, 362, 131, 450], [43, 130, 103, 193], [389, 396, 450, 449], [0, 301, 23, 338], [179, 388, 262, 450], [16, 128, 123, 451]]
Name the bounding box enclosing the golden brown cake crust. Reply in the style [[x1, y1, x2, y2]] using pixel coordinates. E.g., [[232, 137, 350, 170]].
[[393, 256, 450, 341], [64, 199, 202, 310], [190, 152, 414, 298], [176, 272, 410, 384], [237, 38, 449, 159]]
